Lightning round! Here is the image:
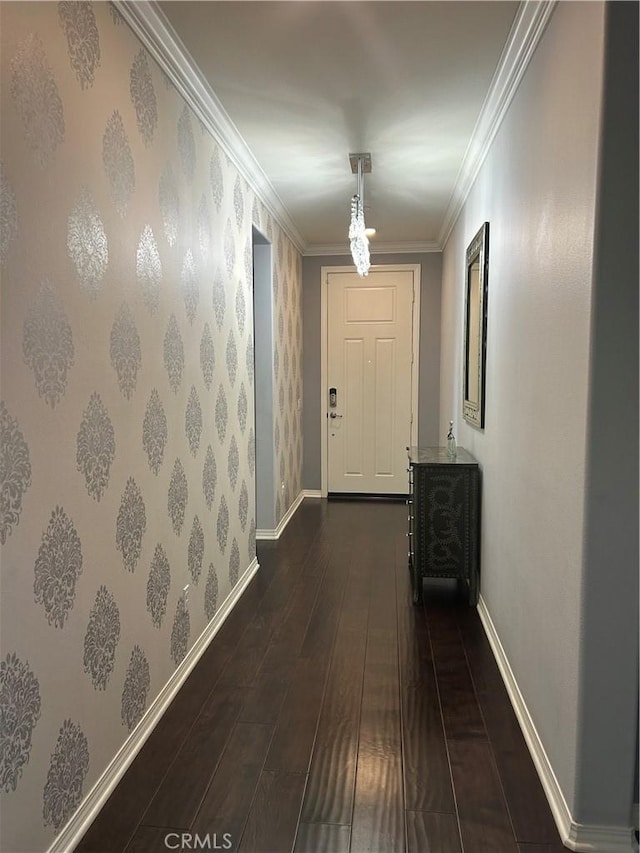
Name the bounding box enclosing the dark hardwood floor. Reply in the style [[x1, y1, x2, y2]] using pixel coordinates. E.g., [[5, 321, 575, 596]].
[[76, 499, 566, 853]]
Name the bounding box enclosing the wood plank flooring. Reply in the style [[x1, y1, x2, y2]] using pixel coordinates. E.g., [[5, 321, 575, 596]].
[[76, 499, 566, 853]]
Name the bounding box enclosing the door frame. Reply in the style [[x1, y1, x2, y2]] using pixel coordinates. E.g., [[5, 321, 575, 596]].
[[252, 227, 276, 535], [320, 263, 421, 497]]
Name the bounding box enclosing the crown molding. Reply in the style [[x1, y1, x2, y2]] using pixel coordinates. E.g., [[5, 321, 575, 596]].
[[438, 0, 558, 248], [304, 240, 441, 257], [118, 0, 556, 258], [118, 1, 307, 254]]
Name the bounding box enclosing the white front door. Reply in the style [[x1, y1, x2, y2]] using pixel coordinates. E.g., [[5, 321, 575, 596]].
[[326, 267, 416, 495]]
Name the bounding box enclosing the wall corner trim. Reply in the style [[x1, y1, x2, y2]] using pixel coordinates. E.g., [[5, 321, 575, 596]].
[[478, 597, 637, 853], [438, 0, 558, 248], [256, 489, 312, 540], [48, 557, 260, 853], [565, 823, 638, 853], [304, 241, 441, 257], [118, 1, 306, 254]]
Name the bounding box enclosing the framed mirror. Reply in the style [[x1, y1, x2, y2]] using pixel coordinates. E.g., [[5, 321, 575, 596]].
[[463, 222, 489, 428]]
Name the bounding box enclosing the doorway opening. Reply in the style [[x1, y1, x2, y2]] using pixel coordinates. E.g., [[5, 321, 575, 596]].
[[252, 227, 275, 533]]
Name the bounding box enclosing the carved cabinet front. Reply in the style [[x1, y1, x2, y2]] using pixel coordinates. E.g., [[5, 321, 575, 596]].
[[407, 447, 480, 605]]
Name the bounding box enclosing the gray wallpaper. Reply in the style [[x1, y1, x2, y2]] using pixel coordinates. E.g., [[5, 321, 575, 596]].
[[0, 3, 303, 851]]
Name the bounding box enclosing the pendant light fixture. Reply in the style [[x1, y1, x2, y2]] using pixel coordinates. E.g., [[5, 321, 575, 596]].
[[348, 153, 372, 277]]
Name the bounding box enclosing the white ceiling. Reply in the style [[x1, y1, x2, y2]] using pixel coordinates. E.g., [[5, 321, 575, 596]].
[[158, 1, 519, 251]]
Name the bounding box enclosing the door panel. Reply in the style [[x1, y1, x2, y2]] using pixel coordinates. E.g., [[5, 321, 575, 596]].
[[374, 337, 395, 476], [344, 338, 364, 477], [346, 286, 395, 323], [327, 269, 415, 494]]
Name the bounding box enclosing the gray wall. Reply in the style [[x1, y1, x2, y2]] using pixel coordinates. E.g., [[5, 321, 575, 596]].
[[573, 0, 638, 825], [439, 0, 603, 819], [253, 239, 275, 530], [440, 0, 638, 832], [301, 252, 442, 491]]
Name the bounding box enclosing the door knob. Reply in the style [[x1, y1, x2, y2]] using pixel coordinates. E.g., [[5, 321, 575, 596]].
[[329, 412, 342, 419]]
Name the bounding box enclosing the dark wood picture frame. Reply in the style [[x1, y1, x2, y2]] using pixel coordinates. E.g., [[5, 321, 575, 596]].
[[463, 221, 489, 428]]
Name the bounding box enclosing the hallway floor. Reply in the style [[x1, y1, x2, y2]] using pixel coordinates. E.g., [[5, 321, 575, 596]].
[[76, 500, 566, 853]]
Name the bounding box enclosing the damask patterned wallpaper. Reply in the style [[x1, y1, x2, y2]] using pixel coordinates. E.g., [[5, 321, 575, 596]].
[[0, 3, 302, 850]]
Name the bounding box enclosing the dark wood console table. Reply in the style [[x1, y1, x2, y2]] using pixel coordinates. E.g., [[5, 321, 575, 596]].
[[407, 446, 480, 606]]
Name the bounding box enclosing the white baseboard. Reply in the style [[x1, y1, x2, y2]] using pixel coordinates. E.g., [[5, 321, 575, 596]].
[[476, 597, 573, 839], [477, 596, 637, 853], [49, 557, 260, 853], [301, 489, 322, 499], [256, 489, 315, 540], [565, 822, 638, 852]]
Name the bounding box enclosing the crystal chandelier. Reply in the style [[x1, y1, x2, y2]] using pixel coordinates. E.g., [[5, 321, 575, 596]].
[[349, 153, 371, 277]]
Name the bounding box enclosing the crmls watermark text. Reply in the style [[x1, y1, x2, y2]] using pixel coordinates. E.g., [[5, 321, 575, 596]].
[[164, 833, 233, 850]]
